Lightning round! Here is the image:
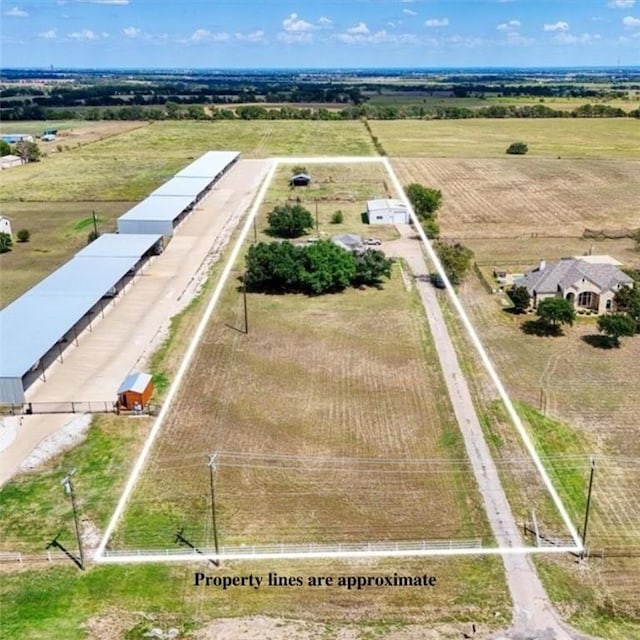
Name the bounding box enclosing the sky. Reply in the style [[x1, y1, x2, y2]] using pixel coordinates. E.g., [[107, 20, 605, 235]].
[[1, 0, 639, 69]]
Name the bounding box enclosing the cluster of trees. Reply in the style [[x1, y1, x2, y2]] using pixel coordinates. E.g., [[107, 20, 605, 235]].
[[3, 100, 639, 124], [0, 138, 40, 163], [600, 282, 640, 347], [405, 183, 442, 238], [245, 241, 393, 296]]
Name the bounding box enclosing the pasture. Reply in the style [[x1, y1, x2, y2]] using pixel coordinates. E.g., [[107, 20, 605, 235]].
[[393, 157, 640, 240], [372, 119, 640, 158], [113, 162, 492, 551]]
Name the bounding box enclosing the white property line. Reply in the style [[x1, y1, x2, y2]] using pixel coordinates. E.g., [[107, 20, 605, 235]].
[[382, 156, 582, 551], [96, 155, 581, 563], [95, 159, 278, 559]]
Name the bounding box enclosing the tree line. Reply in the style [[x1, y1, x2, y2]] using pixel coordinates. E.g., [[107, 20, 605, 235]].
[[2, 101, 638, 122]]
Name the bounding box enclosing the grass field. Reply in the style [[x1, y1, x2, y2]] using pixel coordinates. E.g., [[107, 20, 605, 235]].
[[113, 163, 491, 550], [393, 157, 640, 239], [0, 555, 511, 639], [0, 201, 134, 308], [371, 119, 640, 158]]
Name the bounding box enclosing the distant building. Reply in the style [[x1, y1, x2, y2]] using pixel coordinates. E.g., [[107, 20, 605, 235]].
[[520, 256, 633, 314], [1, 134, 33, 144], [0, 216, 12, 236], [366, 199, 409, 225], [290, 173, 311, 187], [0, 155, 22, 171]]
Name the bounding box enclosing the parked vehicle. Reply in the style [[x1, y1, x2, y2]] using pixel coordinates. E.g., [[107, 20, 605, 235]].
[[364, 237, 382, 246]]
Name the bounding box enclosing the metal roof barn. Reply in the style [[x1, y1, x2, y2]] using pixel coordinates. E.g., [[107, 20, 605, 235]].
[[117, 195, 195, 236], [176, 151, 239, 179], [75, 233, 163, 259], [150, 176, 214, 198], [0, 255, 142, 404]]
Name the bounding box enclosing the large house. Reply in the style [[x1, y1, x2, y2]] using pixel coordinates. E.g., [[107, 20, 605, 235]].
[[520, 256, 633, 314]]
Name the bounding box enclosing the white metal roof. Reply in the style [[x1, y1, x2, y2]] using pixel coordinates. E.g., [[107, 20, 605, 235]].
[[150, 176, 214, 198], [75, 233, 162, 258], [0, 255, 139, 379], [117, 195, 195, 223], [367, 198, 407, 212], [118, 371, 152, 394], [176, 151, 239, 178]]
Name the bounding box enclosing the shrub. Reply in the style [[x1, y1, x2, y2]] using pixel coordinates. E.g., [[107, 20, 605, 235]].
[[17, 229, 30, 243], [0, 232, 12, 253], [87, 230, 99, 244], [331, 210, 344, 224], [506, 141, 528, 155]]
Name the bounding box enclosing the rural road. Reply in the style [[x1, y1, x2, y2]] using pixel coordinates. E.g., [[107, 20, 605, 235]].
[[386, 227, 587, 640]]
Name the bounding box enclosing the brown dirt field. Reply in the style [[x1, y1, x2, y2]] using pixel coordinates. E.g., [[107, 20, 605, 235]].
[[392, 158, 640, 240], [42, 121, 149, 153]]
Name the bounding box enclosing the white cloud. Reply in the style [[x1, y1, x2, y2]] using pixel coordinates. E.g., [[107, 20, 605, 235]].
[[318, 17, 332, 26], [425, 18, 449, 28], [189, 29, 232, 43], [544, 21, 570, 31], [282, 13, 315, 32], [234, 30, 266, 43], [608, 0, 635, 8], [403, 9, 417, 16], [123, 26, 141, 38], [39, 29, 58, 39], [336, 29, 418, 45], [554, 32, 600, 44], [4, 6, 29, 17], [69, 29, 102, 40], [347, 22, 370, 35], [622, 15, 640, 26], [497, 19, 521, 31], [277, 31, 313, 44]]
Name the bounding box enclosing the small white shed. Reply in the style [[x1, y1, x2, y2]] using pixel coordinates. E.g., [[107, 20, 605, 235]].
[[0, 216, 12, 236], [367, 199, 409, 225]]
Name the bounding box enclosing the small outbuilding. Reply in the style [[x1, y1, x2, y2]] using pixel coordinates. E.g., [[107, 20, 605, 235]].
[[290, 173, 311, 187], [366, 199, 409, 225], [0, 216, 12, 236], [331, 233, 363, 252], [117, 371, 154, 412], [0, 155, 22, 171]]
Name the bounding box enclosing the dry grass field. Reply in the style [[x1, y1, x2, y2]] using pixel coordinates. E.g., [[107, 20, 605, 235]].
[[371, 119, 640, 158], [113, 163, 492, 550], [393, 157, 640, 240]]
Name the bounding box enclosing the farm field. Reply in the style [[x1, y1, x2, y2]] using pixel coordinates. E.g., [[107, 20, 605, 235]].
[[372, 118, 640, 158], [0, 201, 132, 308], [393, 157, 640, 239], [113, 162, 493, 551]]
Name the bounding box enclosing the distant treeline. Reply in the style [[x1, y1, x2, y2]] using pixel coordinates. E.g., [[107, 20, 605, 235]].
[[1, 101, 638, 122]]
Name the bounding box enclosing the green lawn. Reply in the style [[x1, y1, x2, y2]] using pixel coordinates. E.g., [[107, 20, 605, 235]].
[[370, 118, 640, 158]]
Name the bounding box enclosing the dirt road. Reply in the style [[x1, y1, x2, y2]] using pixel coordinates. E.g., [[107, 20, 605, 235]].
[[386, 227, 587, 640]]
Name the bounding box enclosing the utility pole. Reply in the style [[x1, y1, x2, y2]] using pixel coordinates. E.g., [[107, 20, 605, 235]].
[[61, 470, 84, 570], [253, 215, 257, 244], [580, 457, 596, 559], [208, 453, 220, 565], [92, 210, 98, 238], [315, 198, 319, 231], [242, 273, 249, 334]]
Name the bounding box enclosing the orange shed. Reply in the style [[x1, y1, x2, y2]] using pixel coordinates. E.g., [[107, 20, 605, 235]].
[[117, 371, 153, 411]]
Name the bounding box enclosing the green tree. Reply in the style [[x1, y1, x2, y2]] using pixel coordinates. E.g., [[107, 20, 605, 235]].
[[405, 184, 442, 219], [331, 210, 344, 224], [537, 297, 576, 331], [421, 218, 440, 239], [613, 284, 640, 331], [14, 140, 41, 163], [245, 241, 302, 293], [434, 242, 474, 286], [0, 232, 13, 254], [509, 285, 531, 313], [352, 249, 393, 288], [299, 240, 356, 294], [597, 313, 636, 347], [17, 229, 30, 243], [0, 140, 11, 156], [506, 141, 528, 155], [267, 204, 314, 239]]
